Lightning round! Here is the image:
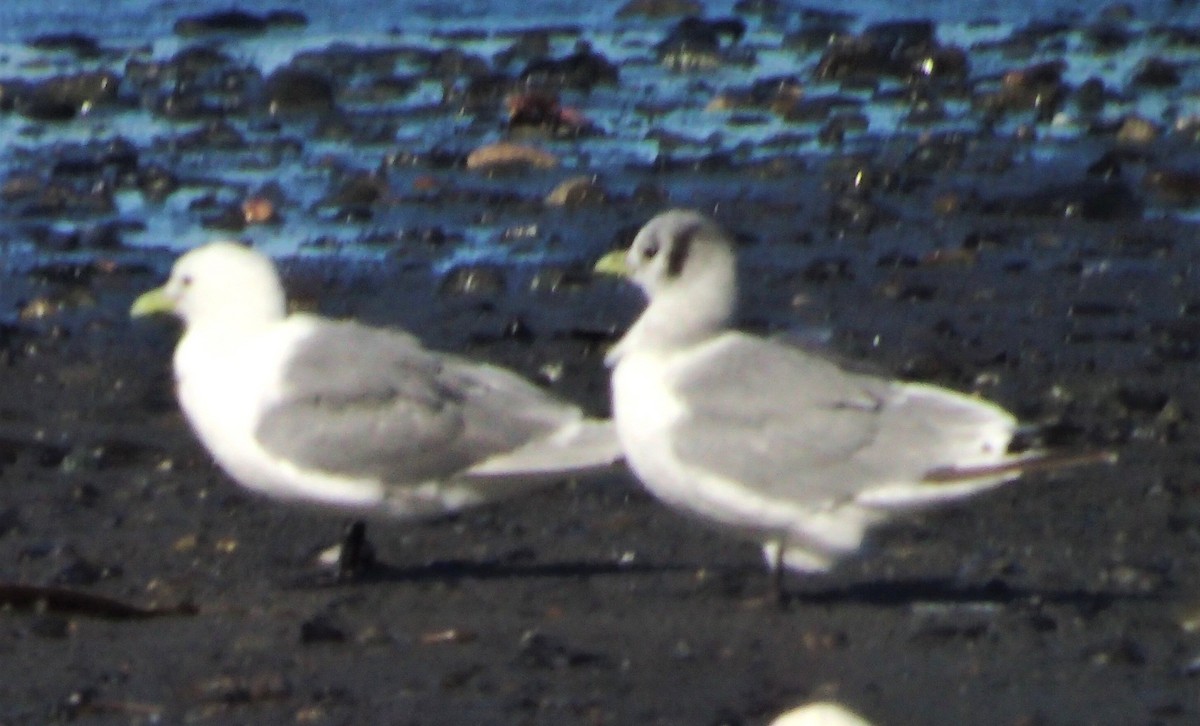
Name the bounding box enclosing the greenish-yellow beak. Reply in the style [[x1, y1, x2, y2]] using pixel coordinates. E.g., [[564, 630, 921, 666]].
[[593, 249, 629, 277], [130, 286, 175, 318]]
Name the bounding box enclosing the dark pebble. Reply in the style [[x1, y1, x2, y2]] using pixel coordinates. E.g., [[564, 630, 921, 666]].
[[1116, 386, 1170, 414], [515, 630, 609, 669], [320, 173, 387, 208], [300, 613, 348, 644], [26, 32, 101, 58], [520, 42, 619, 89], [1132, 57, 1181, 88], [1085, 22, 1133, 53], [174, 10, 269, 36], [656, 16, 748, 70], [1074, 76, 1109, 115], [265, 66, 336, 116], [980, 179, 1143, 221], [440, 265, 507, 296], [137, 164, 180, 202], [1143, 168, 1200, 206], [815, 19, 948, 83], [14, 70, 121, 121]]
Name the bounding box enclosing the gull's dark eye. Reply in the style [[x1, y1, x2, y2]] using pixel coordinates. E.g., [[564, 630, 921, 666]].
[[180, 274, 193, 287], [642, 242, 659, 260]]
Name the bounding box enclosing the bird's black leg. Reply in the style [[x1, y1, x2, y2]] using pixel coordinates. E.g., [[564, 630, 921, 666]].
[[770, 538, 789, 608], [337, 519, 377, 581]]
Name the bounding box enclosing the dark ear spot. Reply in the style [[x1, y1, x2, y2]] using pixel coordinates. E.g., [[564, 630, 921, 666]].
[[666, 223, 701, 278]]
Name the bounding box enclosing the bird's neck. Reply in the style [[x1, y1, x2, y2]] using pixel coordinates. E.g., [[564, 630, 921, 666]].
[[607, 273, 735, 365], [178, 311, 281, 357]]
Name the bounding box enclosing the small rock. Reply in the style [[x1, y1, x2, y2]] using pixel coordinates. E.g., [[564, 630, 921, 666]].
[[545, 175, 609, 206], [265, 67, 335, 116], [26, 32, 102, 58], [656, 16, 748, 70], [440, 265, 507, 296], [466, 142, 558, 171], [1116, 115, 1158, 144], [300, 614, 347, 644], [174, 10, 269, 36], [1143, 168, 1200, 206], [1132, 57, 1180, 87], [520, 43, 619, 89]]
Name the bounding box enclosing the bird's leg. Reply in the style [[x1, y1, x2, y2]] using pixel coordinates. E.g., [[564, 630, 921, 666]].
[[336, 519, 377, 581], [770, 537, 789, 608]]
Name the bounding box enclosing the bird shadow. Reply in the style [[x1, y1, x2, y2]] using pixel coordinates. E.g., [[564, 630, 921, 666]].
[[279, 522, 1165, 610], [284, 559, 1161, 618], [779, 576, 1163, 614], [281, 556, 691, 590]]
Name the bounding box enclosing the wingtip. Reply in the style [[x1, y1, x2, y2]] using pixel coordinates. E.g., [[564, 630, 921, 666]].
[[922, 448, 1118, 484]]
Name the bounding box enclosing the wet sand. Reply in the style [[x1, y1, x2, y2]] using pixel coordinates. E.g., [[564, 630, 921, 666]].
[[1, 6, 1200, 724], [0, 179, 1198, 724]]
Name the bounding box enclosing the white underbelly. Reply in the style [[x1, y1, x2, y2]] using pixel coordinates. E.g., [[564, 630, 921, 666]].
[[174, 326, 387, 510], [612, 352, 806, 538]]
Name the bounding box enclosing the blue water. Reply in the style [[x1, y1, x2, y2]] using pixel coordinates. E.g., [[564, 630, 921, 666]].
[[1, 0, 1199, 262], [3, 0, 1200, 42]]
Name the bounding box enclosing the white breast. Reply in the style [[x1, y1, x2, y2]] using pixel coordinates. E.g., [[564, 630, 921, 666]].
[[172, 318, 387, 510], [610, 350, 701, 509], [611, 347, 820, 539]]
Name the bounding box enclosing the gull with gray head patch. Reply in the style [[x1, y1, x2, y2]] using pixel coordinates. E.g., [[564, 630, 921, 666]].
[[131, 242, 620, 542], [595, 210, 1110, 588]]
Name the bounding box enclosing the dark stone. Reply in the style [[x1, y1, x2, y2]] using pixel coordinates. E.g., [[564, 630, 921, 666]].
[[174, 10, 269, 36], [515, 630, 609, 670], [656, 16, 747, 66], [137, 165, 180, 202], [815, 19, 953, 83], [1143, 168, 1200, 206], [1132, 57, 1181, 88], [520, 43, 619, 89], [26, 32, 101, 58], [265, 67, 336, 116], [980, 179, 1143, 221], [440, 265, 507, 296], [300, 614, 347, 644]]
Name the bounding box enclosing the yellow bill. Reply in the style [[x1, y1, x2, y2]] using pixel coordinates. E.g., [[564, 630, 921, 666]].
[[592, 249, 629, 277], [130, 286, 175, 318]]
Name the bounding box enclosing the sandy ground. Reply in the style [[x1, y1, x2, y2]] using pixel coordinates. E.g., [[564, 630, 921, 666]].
[[0, 172, 1199, 725]]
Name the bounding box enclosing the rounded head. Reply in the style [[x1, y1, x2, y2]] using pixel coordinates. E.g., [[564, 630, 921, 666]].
[[593, 209, 739, 352], [130, 241, 286, 328], [769, 702, 874, 726], [619, 209, 736, 299]]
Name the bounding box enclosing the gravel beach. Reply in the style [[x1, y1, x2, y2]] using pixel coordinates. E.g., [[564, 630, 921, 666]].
[[0, 3, 1199, 724]]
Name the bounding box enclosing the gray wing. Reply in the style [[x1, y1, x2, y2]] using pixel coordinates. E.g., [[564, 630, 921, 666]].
[[255, 320, 580, 483], [669, 332, 912, 505]]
